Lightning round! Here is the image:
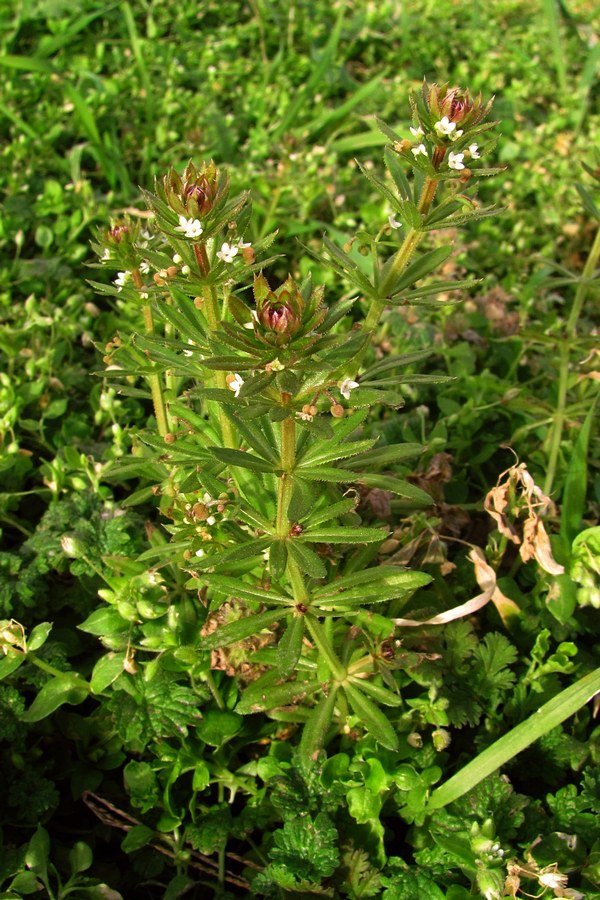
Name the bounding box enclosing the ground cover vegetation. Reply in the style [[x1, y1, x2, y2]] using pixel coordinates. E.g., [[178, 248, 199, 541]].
[[0, 0, 599, 897]]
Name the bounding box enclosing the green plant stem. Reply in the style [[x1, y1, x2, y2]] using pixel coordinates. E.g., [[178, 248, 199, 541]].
[[276, 415, 295, 537], [349, 172, 441, 377], [567, 223, 600, 338], [201, 283, 236, 449], [27, 652, 91, 690], [544, 224, 600, 496], [141, 303, 170, 437], [217, 782, 226, 888], [305, 616, 346, 682]]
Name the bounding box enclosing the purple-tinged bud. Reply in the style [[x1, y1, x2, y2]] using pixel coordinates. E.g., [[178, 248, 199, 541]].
[[163, 160, 225, 219]]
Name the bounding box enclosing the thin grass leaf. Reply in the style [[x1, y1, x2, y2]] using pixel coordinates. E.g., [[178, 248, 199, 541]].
[[428, 666, 600, 810]]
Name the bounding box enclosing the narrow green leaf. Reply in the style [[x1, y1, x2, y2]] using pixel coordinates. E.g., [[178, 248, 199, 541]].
[[287, 540, 328, 579], [560, 403, 596, 547], [299, 687, 339, 766], [200, 608, 289, 650], [210, 447, 276, 473], [357, 474, 432, 505], [298, 438, 375, 468], [300, 526, 387, 544], [387, 246, 454, 295], [347, 676, 402, 707], [344, 683, 399, 750], [237, 676, 320, 714], [199, 574, 292, 605], [316, 570, 432, 606], [314, 566, 431, 597], [428, 666, 600, 810], [302, 497, 358, 527], [270, 540, 288, 579], [277, 614, 306, 676], [350, 443, 423, 469], [192, 536, 272, 572]]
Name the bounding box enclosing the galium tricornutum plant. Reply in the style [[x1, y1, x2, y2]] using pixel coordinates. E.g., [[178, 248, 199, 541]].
[[92, 83, 501, 762]]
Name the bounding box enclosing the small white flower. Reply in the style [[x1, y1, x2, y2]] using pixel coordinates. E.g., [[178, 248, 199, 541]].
[[388, 213, 402, 229], [296, 411, 313, 422], [434, 116, 456, 136], [202, 492, 213, 504], [449, 128, 463, 141], [469, 142, 480, 158], [195, 548, 205, 557], [238, 238, 252, 249], [338, 378, 359, 400], [140, 291, 149, 300], [243, 310, 259, 330], [411, 143, 427, 157], [181, 264, 191, 275], [114, 271, 130, 291], [410, 125, 424, 137], [139, 260, 150, 274], [101, 248, 111, 261], [448, 151, 465, 170], [206, 515, 216, 526], [269, 358, 285, 372], [217, 242, 238, 263], [172, 253, 182, 264], [226, 373, 244, 397], [182, 348, 194, 357], [175, 215, 203, 239]]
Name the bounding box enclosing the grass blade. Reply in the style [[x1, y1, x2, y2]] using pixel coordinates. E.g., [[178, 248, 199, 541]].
[[428, 666, 600, 810]]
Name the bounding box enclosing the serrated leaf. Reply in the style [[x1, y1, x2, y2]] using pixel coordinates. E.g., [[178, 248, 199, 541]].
[[344, 682, 399, 750]]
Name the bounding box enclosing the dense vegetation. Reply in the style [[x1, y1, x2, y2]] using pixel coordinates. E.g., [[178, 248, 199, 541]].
[[0, 1, 598, 898]]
